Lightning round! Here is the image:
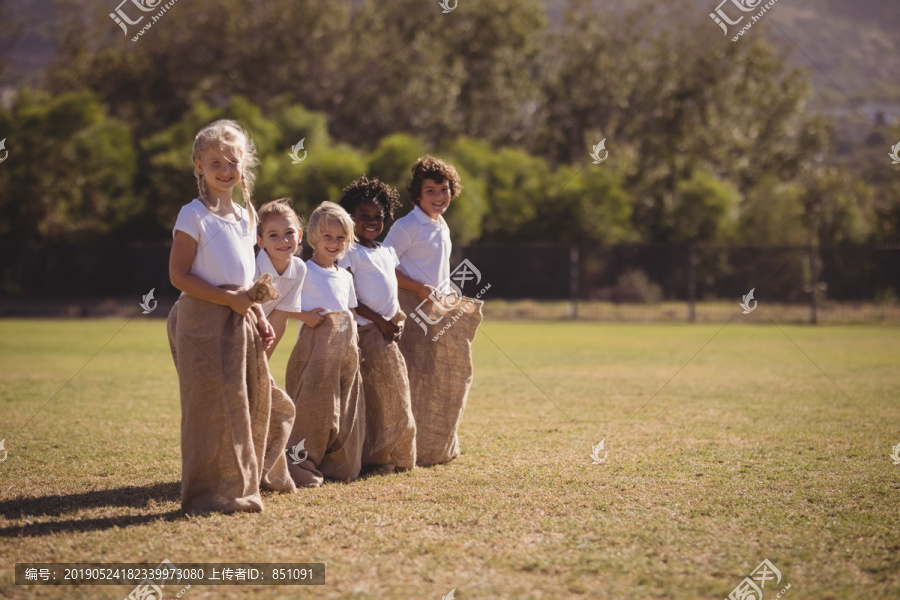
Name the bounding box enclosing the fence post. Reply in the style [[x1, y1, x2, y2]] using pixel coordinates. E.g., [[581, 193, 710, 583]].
[[809, 244, 818, 324], [687, 243, 697, 323], [568, 245, 579, 319]]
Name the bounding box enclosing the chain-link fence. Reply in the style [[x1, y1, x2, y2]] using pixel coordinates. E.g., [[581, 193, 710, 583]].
[[1, 242, 898, 323]]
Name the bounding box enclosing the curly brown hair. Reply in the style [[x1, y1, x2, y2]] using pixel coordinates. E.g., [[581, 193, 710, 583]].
[[406, 155, 462, 206], [339, 176, 402, 222]]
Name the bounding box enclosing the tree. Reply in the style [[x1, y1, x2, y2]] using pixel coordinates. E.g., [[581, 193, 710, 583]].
[[0, 90, 138, 243], [736, 176, 806, 245], [535, 164, 635, 244], [446, 137, 548, 241], [330, 0, 547, 147], [49, 0, 354, 139], [366, 133, 428, 201], [665, 171, 740, 244]]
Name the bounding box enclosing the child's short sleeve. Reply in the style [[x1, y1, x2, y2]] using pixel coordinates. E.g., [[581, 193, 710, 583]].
[[346, 272, 358, 309], [277, 262, 306, 313], [383, 220, 412, 257], [337, 250, 357, 272], [173, 202, 201, 241], [388, 246, 400, 268]]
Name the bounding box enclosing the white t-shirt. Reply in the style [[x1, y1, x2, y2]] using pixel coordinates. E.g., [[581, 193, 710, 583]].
[[338, 243, 400, 326], [255, 251, 306, 317], [383, 204, 451, 288], [298, 260, 358, 330], [173, 198, 256, 289]]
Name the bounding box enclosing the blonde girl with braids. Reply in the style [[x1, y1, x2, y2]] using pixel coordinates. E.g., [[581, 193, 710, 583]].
[[170, 119, 267, 322], [167, 120, 297, 514]]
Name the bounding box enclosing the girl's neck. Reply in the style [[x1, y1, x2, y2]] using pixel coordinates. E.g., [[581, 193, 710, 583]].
[[268, 253, 291, 275], [200, 192, 235, 212], [358, 238, 378, 249], [311, 253, 336, 270]]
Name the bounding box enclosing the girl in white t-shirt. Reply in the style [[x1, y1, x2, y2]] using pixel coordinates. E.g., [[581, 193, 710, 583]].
[[284, 202, 365, 487], [254, 198, 314, 357], [167, 120, 296, 514], [338, 176, 416, 473]]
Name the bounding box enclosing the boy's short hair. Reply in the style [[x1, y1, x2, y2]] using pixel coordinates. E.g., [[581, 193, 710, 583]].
[[307, 201, 356, 258], [257, 198, 303, 238], [406, 155, 463, 206], [339, 176, 402, 222]]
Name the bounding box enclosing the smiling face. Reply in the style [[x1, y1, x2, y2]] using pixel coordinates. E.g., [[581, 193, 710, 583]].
[[311, 217, 350, 267], [257, 214, 301, 273], [350, 198, 385, 247], [417, 177, 452, 220], [194, 145, 242, 199]]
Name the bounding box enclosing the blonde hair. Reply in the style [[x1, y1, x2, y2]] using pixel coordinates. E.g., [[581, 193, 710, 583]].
[[307, 201, 356, 259], [257, 198, 303, 238], [192, 119, 260, 227]]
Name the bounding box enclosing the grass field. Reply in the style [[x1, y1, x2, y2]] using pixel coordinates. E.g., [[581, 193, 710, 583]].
[[0, 319, 898, 599]]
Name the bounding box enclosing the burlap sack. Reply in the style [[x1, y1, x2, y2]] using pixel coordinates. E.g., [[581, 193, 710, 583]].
[[261, 382, 297, 493], [285, 311, 365, 487], [166, 281, 295, 515], [397, 289, 483, 467], [357, 312, 416, 471]]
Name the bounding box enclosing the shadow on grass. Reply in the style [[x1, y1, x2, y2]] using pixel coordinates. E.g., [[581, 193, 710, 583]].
[[0, 510, 184, 538], [0, 481, 183, 537]]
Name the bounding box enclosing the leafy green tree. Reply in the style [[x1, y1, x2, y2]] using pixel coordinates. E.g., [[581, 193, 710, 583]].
[[366, 133, 428, 200], [736, 176, 806, 245], [0, 90, 138, 243], [664, 171, 740, 244], [50, 0, 353, 139], [802, 167, 874, 246], [274, 145, 368, 222], [328, 0, 547, 146], [445, 137, 546, 241], [539, 165, 635, 244], [441, 162, 487, 247]]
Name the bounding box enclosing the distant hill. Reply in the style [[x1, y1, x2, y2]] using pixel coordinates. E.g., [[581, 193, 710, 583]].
[[544, 0, 900, 119]]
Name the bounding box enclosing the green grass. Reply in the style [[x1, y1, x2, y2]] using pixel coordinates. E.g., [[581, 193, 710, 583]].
[[0, 319, 898, 599]]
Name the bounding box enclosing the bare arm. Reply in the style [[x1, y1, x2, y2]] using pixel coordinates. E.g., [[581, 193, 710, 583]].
[[354, 302, 383, 325], [355, 302, 400, 342], [169, 230, 253, 316], [395, 268, 434, 302], [266, 309, 290, 357]]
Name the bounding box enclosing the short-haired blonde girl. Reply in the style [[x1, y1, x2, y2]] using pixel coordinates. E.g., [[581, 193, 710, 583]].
[[284, 201, 365, 487]]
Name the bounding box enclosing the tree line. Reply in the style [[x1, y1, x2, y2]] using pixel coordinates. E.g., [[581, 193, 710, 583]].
[[0, 0, 897, 247]]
